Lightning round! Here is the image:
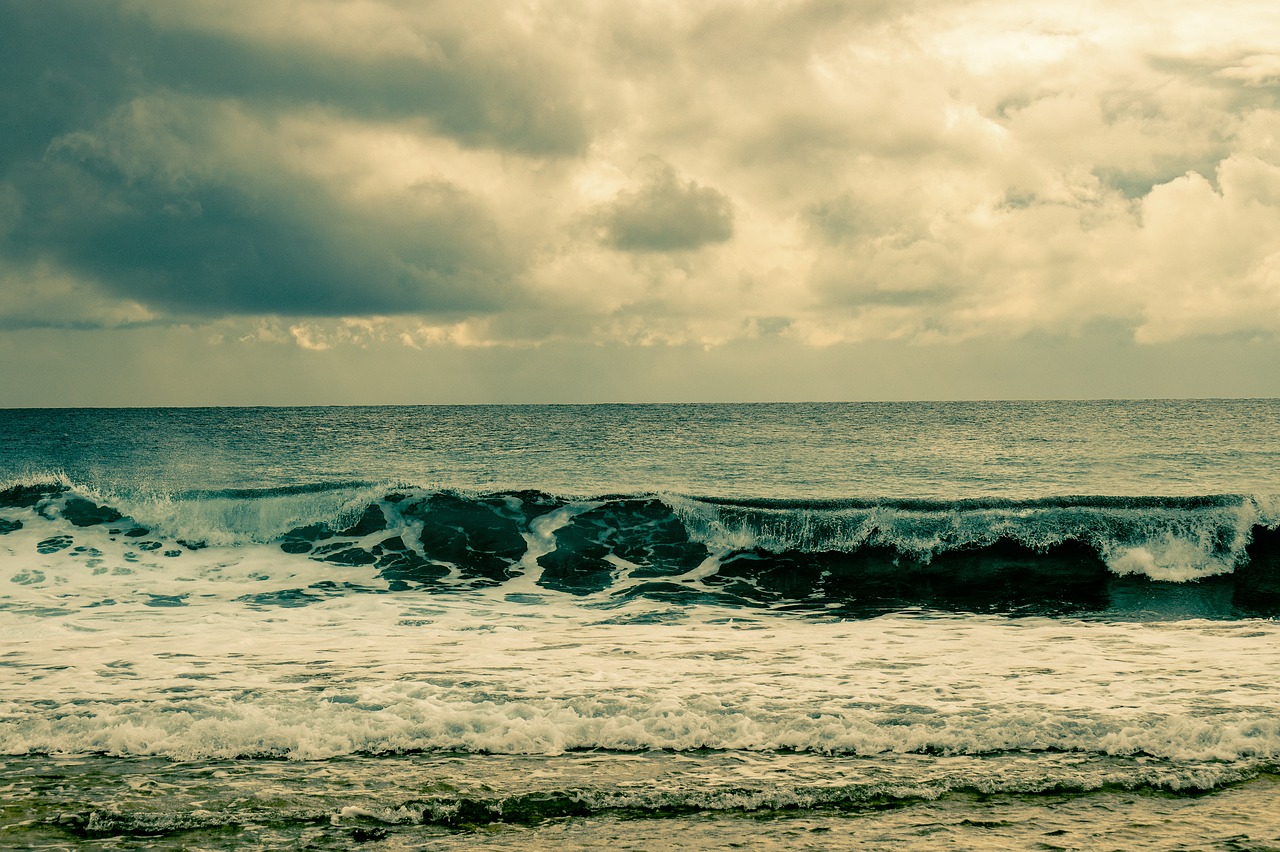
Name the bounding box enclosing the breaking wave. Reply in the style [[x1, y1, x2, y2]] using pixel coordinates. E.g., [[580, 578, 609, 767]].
[[4, 477, 1280, 617]]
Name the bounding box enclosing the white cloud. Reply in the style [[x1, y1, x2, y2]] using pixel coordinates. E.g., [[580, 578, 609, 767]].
[[1131, 161, 1280, 342], [5, 0, 1280, 359]]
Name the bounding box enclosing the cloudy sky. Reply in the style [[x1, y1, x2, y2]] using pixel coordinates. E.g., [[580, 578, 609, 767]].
[[3, 0, 1280, 405]]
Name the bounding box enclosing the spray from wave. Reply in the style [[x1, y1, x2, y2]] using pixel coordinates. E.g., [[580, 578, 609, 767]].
[[3, 478, 1280, 619]]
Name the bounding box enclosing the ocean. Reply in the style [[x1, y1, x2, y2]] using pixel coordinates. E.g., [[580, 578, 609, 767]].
[[2, 400, 1279, 850]]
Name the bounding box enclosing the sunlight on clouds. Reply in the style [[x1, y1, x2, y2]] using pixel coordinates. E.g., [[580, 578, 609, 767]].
[[4, 0, 1280, 365], [0, 261, 156, 330], [284, 317, 506, 351], [1133, 163, 1280, 342], [923, 3, 1093, 76]]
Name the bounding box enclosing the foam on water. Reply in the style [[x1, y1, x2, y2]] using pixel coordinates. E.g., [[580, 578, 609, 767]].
[[671, 494, 1274, 580], [5, 480, 1279, 594], [3, 582, 1280, 765]]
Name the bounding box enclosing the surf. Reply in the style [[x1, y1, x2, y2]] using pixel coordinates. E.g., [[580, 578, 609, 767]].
[[4, 478, 1280, 619]]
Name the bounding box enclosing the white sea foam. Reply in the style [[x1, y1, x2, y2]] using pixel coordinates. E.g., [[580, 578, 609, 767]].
[[106, 487, 390, 547], [1102, 536, 1237, 582], [669, 493, 1277, 582], [3, 685, 1278, 763], [2, 588, 1278, 762], [7, 477, 1280, 584]]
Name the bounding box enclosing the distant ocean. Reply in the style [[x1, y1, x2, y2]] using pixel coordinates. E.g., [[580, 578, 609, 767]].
[[3, 401, 1280, 849]]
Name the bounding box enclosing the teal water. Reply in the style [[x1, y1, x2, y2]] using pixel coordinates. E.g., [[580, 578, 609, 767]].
[[5, 399, 1279, 497], [2, 400, 1279, 849]]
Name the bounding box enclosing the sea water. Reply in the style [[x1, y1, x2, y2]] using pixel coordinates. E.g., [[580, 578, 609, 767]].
[[1, 400, 1279, 850]]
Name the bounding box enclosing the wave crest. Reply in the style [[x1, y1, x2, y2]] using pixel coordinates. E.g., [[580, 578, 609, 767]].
[[4, 480, 1280, 615]]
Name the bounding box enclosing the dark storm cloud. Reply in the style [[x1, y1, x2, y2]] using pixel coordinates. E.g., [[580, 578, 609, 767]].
[[2, 145, 520, 318], [597, 159, 734, 253], [0, 3, 134, 169], [146, 28, 588, 158], [0, 1, 589, 162], [6, 134, 516, 316], [0, 0, 577, 319]]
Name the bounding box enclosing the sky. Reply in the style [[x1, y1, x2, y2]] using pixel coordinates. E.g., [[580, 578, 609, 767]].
[[3, 0, 1280, 405]]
